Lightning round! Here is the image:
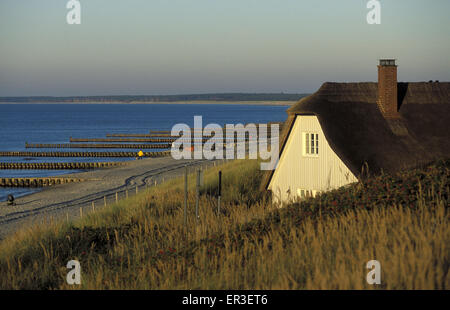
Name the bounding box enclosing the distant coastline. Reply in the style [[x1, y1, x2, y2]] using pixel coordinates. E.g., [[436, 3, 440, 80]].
[[0, 93, 308, 106], [0, 100, 297, 106]]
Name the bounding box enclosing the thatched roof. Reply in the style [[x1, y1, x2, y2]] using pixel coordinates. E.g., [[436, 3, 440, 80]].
[[262, 82, 450, 190]]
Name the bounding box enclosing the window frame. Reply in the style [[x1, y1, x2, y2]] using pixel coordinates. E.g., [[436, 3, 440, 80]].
[[297, 188, 320, 199], [302, 132, 319, 157]]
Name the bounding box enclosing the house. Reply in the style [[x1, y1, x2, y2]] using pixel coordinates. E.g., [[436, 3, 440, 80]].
[[263, 60, 450, 204]]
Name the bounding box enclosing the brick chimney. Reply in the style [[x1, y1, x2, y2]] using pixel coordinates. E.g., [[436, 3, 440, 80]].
[[377, 59, 399, 118]]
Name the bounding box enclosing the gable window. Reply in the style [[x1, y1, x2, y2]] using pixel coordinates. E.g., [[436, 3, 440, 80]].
[[297, 189, 320, 199], [302, 132, 319, 156]]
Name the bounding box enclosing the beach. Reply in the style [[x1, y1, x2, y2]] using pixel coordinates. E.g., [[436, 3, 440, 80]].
[[0, 156, 217, 239]]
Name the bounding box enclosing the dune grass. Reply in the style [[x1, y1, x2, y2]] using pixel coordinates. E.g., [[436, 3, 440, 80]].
[[0, 159, 448, 289]]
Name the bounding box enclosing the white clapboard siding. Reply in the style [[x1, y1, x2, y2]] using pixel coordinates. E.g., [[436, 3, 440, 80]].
[[268, 115, 358, 204]]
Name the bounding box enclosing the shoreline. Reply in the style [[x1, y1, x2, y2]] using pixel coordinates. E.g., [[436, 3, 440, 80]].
[[0, 100, 295, 106], [0, 156, 219, 239], [0, 165, 94, 202], [0, 167, 87, 202]]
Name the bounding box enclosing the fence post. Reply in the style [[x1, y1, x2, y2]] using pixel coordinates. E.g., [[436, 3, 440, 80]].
[[184, 165, 188, 228], [126, 189, 128, 199], [217, 170, 222, 215], [195, 169, 200, 224], [104, 196, 107, 207], [116, 192, 118, 203], [136, 185, 138, 194], [92, 201, 95, 212], [80, 207, 83, 219]]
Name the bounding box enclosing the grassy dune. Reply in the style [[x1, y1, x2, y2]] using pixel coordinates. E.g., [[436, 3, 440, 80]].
[[0, 159, 448, 289]]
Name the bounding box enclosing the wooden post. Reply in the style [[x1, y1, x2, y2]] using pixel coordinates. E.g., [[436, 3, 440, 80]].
[[184, 165, 188, 228], [115, 192, 118, 203], [126, 189, 128, 198], [136, 185, 138, 194], [195, 169, 200, 224], [217, 171, 222, 215], [104, 196, 107, 207], [92, 201, 95, 212], [80, 207, 83, 219]]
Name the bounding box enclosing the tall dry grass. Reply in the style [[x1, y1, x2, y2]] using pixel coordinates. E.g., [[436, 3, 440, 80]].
[[0, 159, 448, 289]]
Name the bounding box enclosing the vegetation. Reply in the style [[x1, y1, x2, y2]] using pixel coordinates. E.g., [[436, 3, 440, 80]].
[[0, 159, 448, 289]]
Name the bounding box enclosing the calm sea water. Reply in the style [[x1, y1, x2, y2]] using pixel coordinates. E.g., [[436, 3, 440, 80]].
[[0, 103, 288, 201]]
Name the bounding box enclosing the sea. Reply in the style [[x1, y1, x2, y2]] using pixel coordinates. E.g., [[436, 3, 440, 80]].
[[0, 103, 288, 201]]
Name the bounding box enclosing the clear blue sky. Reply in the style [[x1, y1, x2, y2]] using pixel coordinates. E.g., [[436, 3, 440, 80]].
[[0, 0, 449, 96]]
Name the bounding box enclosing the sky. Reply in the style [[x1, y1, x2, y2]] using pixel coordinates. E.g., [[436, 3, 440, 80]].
[[0, 0, 449, 96]]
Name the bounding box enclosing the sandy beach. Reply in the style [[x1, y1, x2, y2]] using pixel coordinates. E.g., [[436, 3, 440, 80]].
[[0, 156, 218, 239]]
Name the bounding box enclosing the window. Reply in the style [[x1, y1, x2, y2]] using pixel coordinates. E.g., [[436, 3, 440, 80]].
[[303, 132, 319, 156], [297, 189, 321, 199], [297, 189, 305, 198]]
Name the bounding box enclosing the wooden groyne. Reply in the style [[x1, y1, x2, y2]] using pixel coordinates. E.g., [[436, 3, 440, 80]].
[[148, 123, 283, 134], [0, 151, 171, 158], [0, 162, 125, 170], [70, 137, 251, 143], [109, 124, 283, 139], [107, 134, 177, 138], [70, 137, 177, 143], [106, 132, 226, 138], [0, 177, 86, 187], [25, 143, 171, 149]]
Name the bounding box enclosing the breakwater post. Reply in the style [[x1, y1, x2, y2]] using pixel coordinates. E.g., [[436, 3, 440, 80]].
[[0, 177, 86, 187], [25, 143, 171, 149], [0, 151, 171, 158], [0, 162, 125, 170], [70, 137, 177, 143]]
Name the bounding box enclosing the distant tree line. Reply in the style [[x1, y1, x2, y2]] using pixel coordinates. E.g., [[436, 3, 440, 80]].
[[0, 93, 309, 103]]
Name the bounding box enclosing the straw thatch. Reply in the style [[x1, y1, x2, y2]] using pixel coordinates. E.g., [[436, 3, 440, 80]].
[[262, 82, 450, 190]]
